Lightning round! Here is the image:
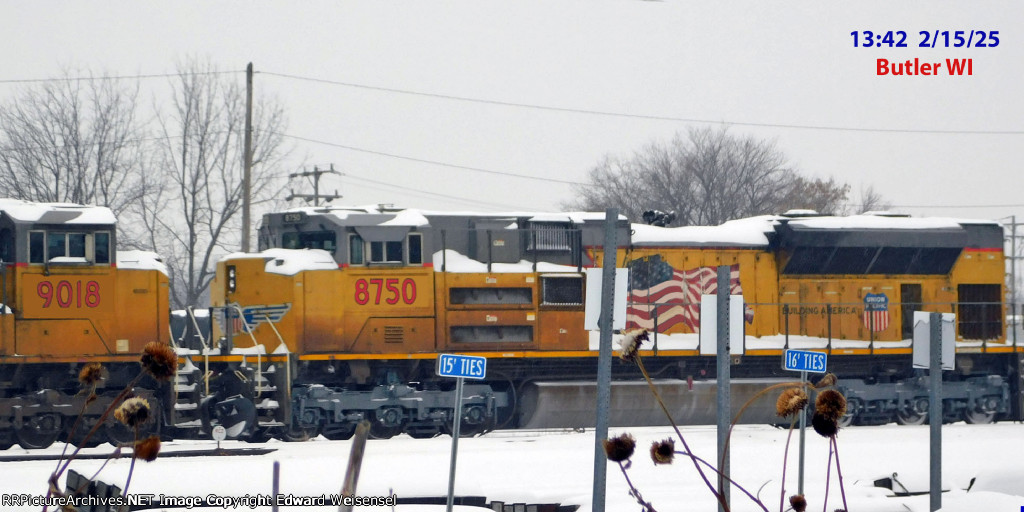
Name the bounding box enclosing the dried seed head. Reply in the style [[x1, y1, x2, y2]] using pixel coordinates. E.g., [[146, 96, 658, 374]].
[[815, 373, 837, 389], [114, 397, 151, 428], [602, 433, 636, 462], [133, 435, 161, 462], [815, 389, 847, 421], [789, 494, 807, 512], [776, 388, 809, 418], [618, 330, 649, 362], [140, 342, 177, 381], [811, 411, 840, 438], [78, 362, 105, 386], [649, 438, 675, 465]]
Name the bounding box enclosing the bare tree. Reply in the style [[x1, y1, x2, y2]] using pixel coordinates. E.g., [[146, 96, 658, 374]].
[[844, 184, 892, 214], [150, 58, 288, 308], [566, 127, 853, 225], [0, 70, 150, 233]]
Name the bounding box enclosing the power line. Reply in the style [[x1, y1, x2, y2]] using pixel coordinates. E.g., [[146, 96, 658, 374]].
[[873, 203, 1024, 210], [280, 133, 587, 186], [4, 69, 1021, 134], [0, 70, 244, 85], [261, 70, 1024, 136], [345, 175, 531, 210]]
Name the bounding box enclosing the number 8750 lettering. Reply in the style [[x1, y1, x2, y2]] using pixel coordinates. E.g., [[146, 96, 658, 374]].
[[354, 278, 417, 305]]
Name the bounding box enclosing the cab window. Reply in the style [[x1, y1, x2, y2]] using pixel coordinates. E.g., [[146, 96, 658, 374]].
[[94, 232, 111, 264], [29, 232, 44, 263], [408, 233, 423, 265], [349, 234, 365, 265], [370, 241, 403, 263]]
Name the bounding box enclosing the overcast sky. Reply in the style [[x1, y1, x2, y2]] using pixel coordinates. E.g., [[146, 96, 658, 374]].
[[4, 1, 1023, 225]]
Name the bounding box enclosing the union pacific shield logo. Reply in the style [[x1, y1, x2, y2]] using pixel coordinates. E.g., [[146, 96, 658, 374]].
[[217, 303, 291, 336], [862, 293, 889, 332]]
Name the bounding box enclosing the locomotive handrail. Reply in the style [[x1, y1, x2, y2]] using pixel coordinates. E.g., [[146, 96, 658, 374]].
[[185, 306, 212, 352], [226, 303, 264, 399], [260, 313, 288, 355], [185, 305, 213, 396]]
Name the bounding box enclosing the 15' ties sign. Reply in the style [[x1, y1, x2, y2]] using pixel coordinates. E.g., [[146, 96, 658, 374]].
[[436, 354, 486, 380]]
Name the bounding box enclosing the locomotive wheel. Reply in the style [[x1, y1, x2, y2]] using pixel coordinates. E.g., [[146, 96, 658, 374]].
[[895, 409, 927, 426], [106, 423, 139, 447], [67, 422, 109, 448], [281, 424, 320, 442], [0, 430, 16, 450], [368, 423, 403, 440], [245, 427, 273, 443], [443, 405, 488, 438], [16, 413, 63, 449], [321, 424, 355, 441], [406, 431, 438, 439], [962, 409, 995, 424], [369, 408, 405, 439]]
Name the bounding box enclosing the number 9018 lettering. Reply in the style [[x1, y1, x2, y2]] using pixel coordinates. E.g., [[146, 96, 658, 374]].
[[37, 280, 101, 308]]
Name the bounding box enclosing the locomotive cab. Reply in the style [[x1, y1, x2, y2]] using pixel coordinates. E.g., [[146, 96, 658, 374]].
[[0, 199, 171, 449]]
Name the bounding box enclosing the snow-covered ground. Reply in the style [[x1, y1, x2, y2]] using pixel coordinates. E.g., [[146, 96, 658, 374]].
[[1, 423, 1022, 512]]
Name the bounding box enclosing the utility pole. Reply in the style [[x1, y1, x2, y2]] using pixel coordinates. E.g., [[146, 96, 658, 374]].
[[1008, 216, 1021, 346], [287, 164, 342, 206], [242, 62, 254, 252]]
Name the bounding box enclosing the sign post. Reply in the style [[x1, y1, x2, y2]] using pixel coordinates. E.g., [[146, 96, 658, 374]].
[[437, 354, 487, 512], [782, 349, 828, 495]]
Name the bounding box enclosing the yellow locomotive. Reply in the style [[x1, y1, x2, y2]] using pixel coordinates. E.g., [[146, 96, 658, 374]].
[[0, 199, 170, 449], [199, 205, 1019, 439], [1, 199, 1017, 448]]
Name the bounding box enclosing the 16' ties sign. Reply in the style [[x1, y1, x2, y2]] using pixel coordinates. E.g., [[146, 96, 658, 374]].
[[783, 349, 827, 374]]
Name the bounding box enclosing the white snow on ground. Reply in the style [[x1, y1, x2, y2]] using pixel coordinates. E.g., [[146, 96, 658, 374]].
[[1, 423, 1022, 511]]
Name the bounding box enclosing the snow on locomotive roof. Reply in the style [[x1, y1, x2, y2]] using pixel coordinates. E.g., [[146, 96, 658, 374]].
[[631, 216, 779, 247], [785, 213, 999, 230], [278, 205, 625, 225], [116, 250, 169, 275], [0, 198, 116, 225], [631, 212, 1000, 247], [222, 248, 339, 275]]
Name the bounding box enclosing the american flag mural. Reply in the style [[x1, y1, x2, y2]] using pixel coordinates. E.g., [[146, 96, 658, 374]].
[[625, 256, 753, 333], [862, 293, 889, 332]]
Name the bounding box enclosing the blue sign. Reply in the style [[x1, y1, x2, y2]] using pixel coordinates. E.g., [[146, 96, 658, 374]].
[[437, 354, 487, 380], [783, 349, 827, 373]]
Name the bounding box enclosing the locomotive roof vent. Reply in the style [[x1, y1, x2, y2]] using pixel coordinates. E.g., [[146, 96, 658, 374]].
[[861, 211, 910, 218], [781, 209, 823, 218]]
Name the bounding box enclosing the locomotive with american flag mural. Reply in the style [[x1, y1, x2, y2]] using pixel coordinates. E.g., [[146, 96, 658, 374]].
[[186, 205, 1021, 440], [2, 199, 1017, 449]]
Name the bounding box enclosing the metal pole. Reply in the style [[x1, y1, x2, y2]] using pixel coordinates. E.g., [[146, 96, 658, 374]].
[[784, 305, 790, 349], [929, 312, 942, 512], [339, 421, 371, 512], [446, 377, 465, 512], [592, 208, 618, 512], [798, 370, 807, 495], [1012, 216, 1017, 347], [272, 461, 280, 512], [242, 62, 253, 253], [716, 265, 731, 512]]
